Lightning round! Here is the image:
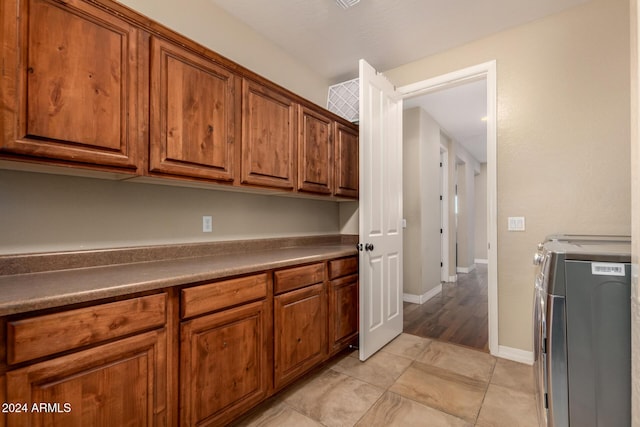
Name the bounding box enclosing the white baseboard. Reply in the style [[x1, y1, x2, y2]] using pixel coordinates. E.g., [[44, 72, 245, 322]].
[[497, 345, 534, 365], [456, 264, 476, 274], [403, 284, 442, 304], [448, 275, 458, 282], [475, 258, 488, 264]]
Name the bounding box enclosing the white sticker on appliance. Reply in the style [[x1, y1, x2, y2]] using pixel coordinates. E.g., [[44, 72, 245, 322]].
[[591, 262, 626, 276]]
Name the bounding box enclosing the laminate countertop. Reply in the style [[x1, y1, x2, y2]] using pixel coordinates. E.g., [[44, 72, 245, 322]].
[[0, 236, 358, 317]]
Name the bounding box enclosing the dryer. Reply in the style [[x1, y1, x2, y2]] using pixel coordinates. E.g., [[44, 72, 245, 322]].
[[532, 235, 631, 427]]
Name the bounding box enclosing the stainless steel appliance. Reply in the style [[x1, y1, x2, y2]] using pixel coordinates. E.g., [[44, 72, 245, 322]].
[[532, 235, 631, 427]]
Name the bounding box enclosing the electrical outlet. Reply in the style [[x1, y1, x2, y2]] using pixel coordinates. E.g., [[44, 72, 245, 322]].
[[202, 216, 212, 232]]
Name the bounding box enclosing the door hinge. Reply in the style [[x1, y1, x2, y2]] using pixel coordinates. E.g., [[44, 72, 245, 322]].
[[440, 228, 443, 234], [440, 262, 443, 267], [440, 195, 443, 201], [439, 162, 442, 167]]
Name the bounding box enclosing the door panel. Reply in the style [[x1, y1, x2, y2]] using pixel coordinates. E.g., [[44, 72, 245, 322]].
[[358, 59, 403, 361]]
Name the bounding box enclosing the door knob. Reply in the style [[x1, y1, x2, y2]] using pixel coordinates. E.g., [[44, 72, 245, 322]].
[[365, 243, 374, 251]]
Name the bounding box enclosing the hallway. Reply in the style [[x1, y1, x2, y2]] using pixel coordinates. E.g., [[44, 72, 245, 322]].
[[403, 264, 489, 352]]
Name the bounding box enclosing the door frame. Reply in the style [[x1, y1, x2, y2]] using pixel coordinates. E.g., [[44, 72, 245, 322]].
[[397, 60, 498, 355], [439, 146, 450, 283]]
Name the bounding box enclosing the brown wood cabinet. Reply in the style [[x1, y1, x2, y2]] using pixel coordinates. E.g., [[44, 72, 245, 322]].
[[180, 300, 270, 426], [0, 374, 5, 427], [149, 36, 240, 182], [241, 79, 297, 189], [274, 277, 327, 390], [0, 0, 143, 172], [0, 0, 359, 199], [0, 255, 358, 426], [6, 329, 167, 427], [297, 106, 333, 195], [334, 123, 359, 198], [3, 293, 168, 426], [328, 257, 359, 355], [179, 273, 271, 426]]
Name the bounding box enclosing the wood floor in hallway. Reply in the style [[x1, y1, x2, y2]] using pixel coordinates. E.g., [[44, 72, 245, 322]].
[[403, 264, 489, 352]]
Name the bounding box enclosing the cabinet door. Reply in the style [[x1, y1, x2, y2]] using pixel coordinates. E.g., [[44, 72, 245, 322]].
[[180, 300, 270, 426], [329, 274, 359, 355], [241, 79, 296, 189], [274, 283, 327, 390], [0, 0, 142, 171], [6, 329, 167, 427], [149, 37, 239, 182], [0, 375, 5, 427], [334, 123, 359, 198], [297, 106, 333, 194]]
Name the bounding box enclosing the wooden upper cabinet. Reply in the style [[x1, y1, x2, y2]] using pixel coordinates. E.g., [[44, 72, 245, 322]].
[[241, 79, 296, 189], [334, 123, 359, 198], [297, 106, 333, 194], [149, 37, 239, 182], [0, 0, 142, 171]]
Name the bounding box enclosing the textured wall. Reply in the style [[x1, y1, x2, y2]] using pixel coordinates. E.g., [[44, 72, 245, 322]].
[[386, 0, 631, 351]]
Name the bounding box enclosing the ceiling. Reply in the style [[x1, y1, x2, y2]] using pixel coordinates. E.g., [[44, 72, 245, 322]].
[[404, 79, 487, 163], [210, 0, 589, 164]]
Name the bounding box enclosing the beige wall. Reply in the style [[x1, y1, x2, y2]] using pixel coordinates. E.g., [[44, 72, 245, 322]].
[[118, 0, 330, 106], [630, 0, 639, 423], [386, 0, 631, 351], [475, 164, 488, 261], [402, 108, 441, 297], [0, 1, 342, 256], [0, 170, 341, 255]]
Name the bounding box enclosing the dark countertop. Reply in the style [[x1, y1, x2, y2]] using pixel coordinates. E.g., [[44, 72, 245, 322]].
[[0, 237, 358, 316]]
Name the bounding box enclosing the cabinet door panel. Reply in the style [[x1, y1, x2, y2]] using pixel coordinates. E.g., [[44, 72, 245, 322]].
[[180, 300, 270, 426], [0, 0, 141, 170], [329, 274, 359, 355], [150, 37, 238, 181], [334, 123, 359, 198], [241, 79, 296, 189], [274, 283, 326, 390], [298, 106, 332, 194], [6, 329, 167, 427]]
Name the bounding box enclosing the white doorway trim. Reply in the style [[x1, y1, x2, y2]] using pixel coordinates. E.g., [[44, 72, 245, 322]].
[[397, 60, 498, 356], [439, 146, 450, 283]]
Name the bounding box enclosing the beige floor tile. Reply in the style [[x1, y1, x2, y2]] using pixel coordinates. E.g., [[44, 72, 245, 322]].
[[389, 362, 487, 423], [282, 369, 384, 427], [416, 340, 496, 382], [234, 401, 323, 427], [380, 333, 432, 359], [356, 391, 473, 427], [475, 383, 539, 427], [331, 349, 413, 388], [491, 358, 535, 394]]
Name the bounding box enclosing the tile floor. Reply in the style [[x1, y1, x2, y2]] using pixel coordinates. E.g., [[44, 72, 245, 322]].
[[234, 334, 539, 427]]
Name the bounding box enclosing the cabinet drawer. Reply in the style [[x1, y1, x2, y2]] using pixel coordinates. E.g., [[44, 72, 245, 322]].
[[7, 293, 166, 365], [181, 273, 267, 319], [274, 263, 324, 294], [329, 256, 358, 280]]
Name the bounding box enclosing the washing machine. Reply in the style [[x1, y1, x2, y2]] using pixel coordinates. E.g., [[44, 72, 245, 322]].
[[532, 234, 631, 427]]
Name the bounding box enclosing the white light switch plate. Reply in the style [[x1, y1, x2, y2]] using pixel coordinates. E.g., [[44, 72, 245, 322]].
[[508, 216, 525, 231]]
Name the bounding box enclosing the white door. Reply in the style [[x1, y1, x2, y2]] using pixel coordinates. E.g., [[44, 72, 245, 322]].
[[358, 59, 403, 361]]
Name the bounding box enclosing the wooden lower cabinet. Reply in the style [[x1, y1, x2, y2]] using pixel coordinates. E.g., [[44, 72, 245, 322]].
[[5, 329, 167, 427], [274, 283, 327, 390], [328, 274, 359, 355], [180, 300, 270, 426], [0, 375, 5, 427]]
